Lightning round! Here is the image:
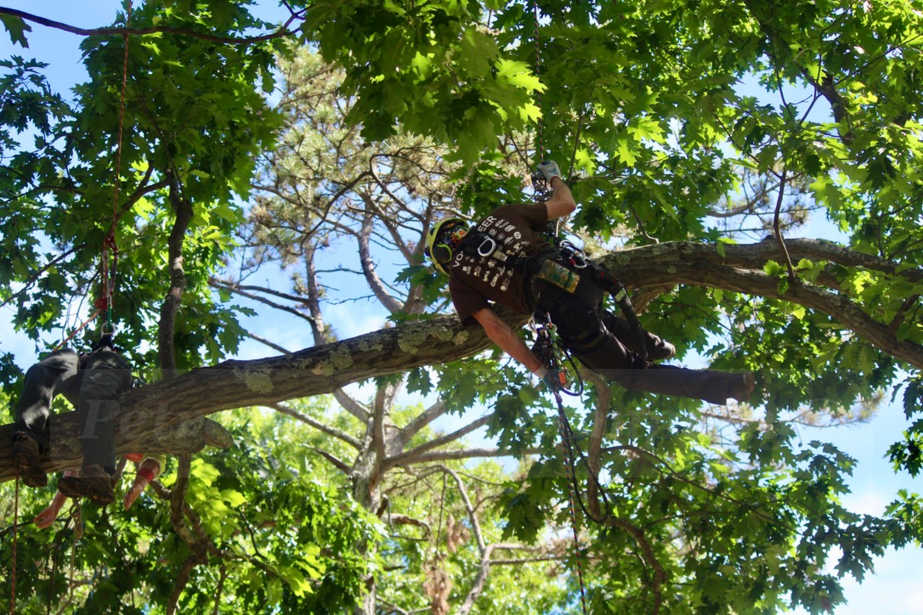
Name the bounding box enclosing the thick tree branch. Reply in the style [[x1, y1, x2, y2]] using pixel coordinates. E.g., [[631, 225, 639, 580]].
[[2, 240, 920, 482], [602, 241, 923, 368]]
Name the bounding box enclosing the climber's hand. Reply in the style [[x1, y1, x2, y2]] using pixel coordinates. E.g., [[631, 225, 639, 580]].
[[536, 160, 562, 182], [535, 366, 565, 391]]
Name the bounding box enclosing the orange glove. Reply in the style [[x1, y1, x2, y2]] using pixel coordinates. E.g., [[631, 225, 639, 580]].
[[123, 458, 161, 510], [34, 470, 76, 529]]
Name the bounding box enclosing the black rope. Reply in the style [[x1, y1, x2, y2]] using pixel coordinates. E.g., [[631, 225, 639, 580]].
[[532, 318, 599, 614]]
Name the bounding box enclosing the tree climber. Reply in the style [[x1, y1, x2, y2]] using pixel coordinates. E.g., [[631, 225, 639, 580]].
[[425, 161, 754, 404], [11, 334, 132, 504]]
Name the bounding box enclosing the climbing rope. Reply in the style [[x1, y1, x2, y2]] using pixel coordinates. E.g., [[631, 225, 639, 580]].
[[9, 478, 19, 615], [100, 0, 132, 334], [531, 319, 590, 615], [531, 0, 544, 164], [55, 1, 131, 349]]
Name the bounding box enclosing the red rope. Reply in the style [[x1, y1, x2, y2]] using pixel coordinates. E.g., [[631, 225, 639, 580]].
[[10, 478, 19, 615], [54, 307, 104, 351], [100, 0, 131, 328]]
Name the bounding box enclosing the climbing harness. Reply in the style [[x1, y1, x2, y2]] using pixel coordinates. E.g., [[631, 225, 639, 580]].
[[530, 223, 651, 362]]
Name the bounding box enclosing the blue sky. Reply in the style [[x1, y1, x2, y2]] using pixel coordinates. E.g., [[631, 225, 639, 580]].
[[1, 2, 921, 613]]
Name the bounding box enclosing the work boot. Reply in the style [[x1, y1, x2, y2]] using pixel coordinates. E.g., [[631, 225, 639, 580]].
[[12, 432, 47, 487], [58, 464, 114, 504]]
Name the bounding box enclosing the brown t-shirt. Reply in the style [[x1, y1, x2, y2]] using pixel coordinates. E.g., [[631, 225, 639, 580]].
[[448, 204, 550, 321]]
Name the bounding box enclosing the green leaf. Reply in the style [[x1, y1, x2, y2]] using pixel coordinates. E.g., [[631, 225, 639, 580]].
[[0, 14, 30, 47], [458, 29, 498, 78], [763, 260, 784, 276], [495, 59, 544, 93]]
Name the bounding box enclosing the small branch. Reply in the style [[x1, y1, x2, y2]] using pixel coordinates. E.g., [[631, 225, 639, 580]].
[[386, 414, 495, 469], [358, 212, 402, 313], [889, 294, 920, 333], [395, 447, 543, 466], [209, 279, 316, 325], [388, 514, 432, 539], [771, 168, 797, 280], [211, 565, 227, 615], [400, 399, 447, 441], [333, 389, 370, 423], [211, 279, 312, 305], [0, 6, 303, 45], [170, 454, 196, 546], [268, 402, 361, 449], [371, 385, 389, 470], [437, 463, 497, 615], [0, 245, 80, 311], [604, 516, 665, 615], [166, 551, 206, 615], [312, 447, 351, 474], [242, 329, 292, 355], [490, 555, 573, 565], [583, 369, 610, 519]]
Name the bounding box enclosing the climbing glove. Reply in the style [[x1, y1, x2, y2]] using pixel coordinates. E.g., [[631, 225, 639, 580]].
[[536, 160, 562, 182]]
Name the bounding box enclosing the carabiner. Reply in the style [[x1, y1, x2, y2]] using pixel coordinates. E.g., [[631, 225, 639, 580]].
[[477, 236, 497, 257]]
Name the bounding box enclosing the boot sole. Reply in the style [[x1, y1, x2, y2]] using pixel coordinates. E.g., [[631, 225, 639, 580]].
[[58, 477, 114, 504]]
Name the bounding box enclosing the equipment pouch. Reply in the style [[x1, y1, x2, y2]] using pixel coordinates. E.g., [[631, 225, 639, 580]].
[[535, 259, 580, 293]]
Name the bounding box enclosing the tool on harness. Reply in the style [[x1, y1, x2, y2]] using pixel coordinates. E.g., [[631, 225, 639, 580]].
[[531, 313, 584, 397], [534, 258, 580, 293]]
